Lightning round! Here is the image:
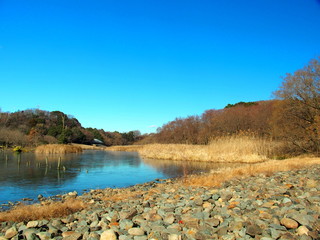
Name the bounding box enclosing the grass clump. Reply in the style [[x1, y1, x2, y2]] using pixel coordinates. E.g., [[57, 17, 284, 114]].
[[0, 199, 85, 222], [35, 144, 83, 154]]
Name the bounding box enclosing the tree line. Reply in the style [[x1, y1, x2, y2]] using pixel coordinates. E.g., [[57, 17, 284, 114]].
[[0, 109, 141, 147]]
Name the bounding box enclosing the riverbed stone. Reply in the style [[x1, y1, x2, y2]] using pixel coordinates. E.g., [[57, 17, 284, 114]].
[[26, 221, 39, 229], [5, 227, 18, 239], [36, 232, 52, 240], [280, 218, 299, 229], [296, 226, 309, 236], [100, 229, 117, 240], [128, 228, 145, 236]]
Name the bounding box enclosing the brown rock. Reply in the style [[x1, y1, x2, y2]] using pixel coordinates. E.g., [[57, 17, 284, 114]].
[[280, 217, 299, 229], [63, 232, 82, 240], [246, 223, 262, 237]]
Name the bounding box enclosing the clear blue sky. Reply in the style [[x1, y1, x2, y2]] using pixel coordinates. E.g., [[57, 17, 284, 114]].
[[1, 0, 320, 133]]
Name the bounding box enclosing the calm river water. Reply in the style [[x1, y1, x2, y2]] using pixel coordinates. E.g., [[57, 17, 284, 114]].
[[0, 150, 238, 207]]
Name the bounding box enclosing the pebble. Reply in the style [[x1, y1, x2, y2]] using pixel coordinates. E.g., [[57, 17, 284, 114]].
[[100, 229, 117, 240], [297, 226, 310, 236], [26, 221, 38, 228], [128, 228, 145, 236], [5, 227, 18, 239], [280, 217, 299, 229]]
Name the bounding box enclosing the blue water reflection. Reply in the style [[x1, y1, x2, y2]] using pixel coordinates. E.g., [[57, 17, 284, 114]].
[[0, 150, 239, 206]]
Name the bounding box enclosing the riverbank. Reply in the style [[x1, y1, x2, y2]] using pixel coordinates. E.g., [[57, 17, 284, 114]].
[[1, 163, 319, 239]]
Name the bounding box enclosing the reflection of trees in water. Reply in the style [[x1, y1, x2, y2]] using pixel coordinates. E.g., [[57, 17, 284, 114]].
[[0, 151, 143, 187], [0, 152, 79, 187], [141, 158, 244, 178]]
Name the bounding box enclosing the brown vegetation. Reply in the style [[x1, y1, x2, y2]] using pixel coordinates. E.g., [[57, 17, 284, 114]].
[[109, 135, 283, 163], [106, 145, 144, 152], [144, 101, 276, 145], [72, 143, 106, 150], [35, 144, 83, 154], [183, 157, 320, 187], [0, 199, 85, 222], [272, 57, 320, 154]]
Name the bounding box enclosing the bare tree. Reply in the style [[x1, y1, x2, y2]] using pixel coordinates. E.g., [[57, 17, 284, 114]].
[[273, 57, 320, 154]]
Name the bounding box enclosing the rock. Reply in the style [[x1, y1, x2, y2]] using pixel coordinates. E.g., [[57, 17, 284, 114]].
[[164, 214, 175, 225], [282, 198, 292, 204], [120, 209, 138, 220], [168, 234, 181, 240], [100, 229, 117, 240], [280, 218, 299, 229], [296, 226, 309, 236], [246, 223, 262, 237], [68, 191, 78, 197], [24, 232, 38, 240], [220, 234, 235, 240], [204, 218, 220, 227], [133, 236, 147, 240], [27, 221, 39, 228], [62, 232, 82, 240], [36, 232, 52, 240], [128, 228, 145, 236], [119, 219, 134, 230], [5, 227, 18, 239]]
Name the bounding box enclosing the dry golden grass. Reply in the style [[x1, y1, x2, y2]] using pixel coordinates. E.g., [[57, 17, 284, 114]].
[[106, 145, 144, 152], [135, 136, 281, 163], [184, 157, 320, 187], [35, 144, 83, 154], [0, 199, 85, 222], [71, 143, 106, 150]]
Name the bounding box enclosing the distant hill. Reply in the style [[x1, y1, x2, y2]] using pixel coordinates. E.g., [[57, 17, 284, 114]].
[[0, 109, 141, 147]]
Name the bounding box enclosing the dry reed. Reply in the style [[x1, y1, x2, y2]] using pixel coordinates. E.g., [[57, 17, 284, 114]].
[[0, 199, 85, 222], [35, 144, 83, 154], [106, 145, 144, 152], [183, 157, 320, 187], [71, 143, 106, 150], [135, 135, 280, 163]]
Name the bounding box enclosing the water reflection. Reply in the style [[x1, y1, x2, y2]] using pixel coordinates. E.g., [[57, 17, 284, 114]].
[[142, 158, 243, 177], [0, 150, 243, 206]]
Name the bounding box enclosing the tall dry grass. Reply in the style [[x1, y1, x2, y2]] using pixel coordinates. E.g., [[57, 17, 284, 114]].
[[71, 143, 106, 150], [183, 157, 320, 187], [107, 145, 144, 152], [35, 144, 83, 154], [0, 199, 85, 222], [135, 135, 281, 163]]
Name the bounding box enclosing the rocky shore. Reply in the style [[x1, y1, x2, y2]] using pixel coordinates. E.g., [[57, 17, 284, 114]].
[[1, 165, 320, 240]]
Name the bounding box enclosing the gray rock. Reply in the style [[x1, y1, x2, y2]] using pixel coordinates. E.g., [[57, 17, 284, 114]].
[[119, 219, 134, 230], [36, 232, 52, 240]]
